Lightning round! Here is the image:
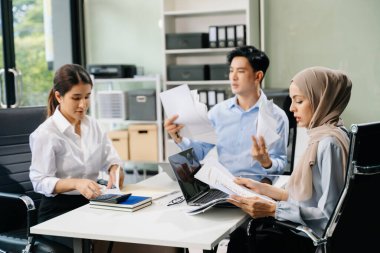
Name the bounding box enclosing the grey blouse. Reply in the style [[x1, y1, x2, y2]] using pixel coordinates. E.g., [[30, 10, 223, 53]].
[[275, 136, 346, 237]]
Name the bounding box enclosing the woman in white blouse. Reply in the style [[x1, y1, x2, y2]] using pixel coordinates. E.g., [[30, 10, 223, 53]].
[[29, 64, 124, 225], [227, 66, 352, 253]]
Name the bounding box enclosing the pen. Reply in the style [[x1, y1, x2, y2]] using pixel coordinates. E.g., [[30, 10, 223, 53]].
[[154, 190, 180, 201]]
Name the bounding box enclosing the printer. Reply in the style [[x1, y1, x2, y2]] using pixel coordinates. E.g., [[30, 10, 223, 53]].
[[87, 64, 137, 78]]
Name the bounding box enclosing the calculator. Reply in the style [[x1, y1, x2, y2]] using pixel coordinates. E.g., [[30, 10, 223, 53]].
[[91, 193, 131, 204]]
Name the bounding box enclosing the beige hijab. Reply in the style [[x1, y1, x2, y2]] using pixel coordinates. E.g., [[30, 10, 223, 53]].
[[287, 66, 352, 201]]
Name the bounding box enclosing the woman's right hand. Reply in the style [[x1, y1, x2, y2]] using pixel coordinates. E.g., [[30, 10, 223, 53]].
[[235, 177, 288, 201], [164, 114, 184, 143], [76, 179, 101, 199], [234, 177, 264, 195]]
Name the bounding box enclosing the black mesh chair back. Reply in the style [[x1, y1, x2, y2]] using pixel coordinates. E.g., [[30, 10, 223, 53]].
[[0, 107, 46, 232], [322, 122, 380, 252], [0, 107, 71, 253]]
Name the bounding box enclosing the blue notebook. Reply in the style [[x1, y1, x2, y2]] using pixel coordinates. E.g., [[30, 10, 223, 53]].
[[90, 195, 152, 209]]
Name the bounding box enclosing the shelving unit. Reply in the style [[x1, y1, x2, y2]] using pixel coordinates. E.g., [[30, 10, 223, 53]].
[[90, 75, 164, 165], [161, 0, 261, 160]]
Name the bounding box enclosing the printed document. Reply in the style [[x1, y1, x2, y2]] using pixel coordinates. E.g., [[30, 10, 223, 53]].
[[257, 99, 280, 148], [185, 158, 274, 215], [159, 84, 217, 144], [195, 158, 274, 203]]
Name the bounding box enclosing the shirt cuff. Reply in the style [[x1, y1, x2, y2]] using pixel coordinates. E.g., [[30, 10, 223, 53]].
[[275, 201, 288, 220], [264, 158, 279, 174], [44, 177, 61, 197], [177, 137, 191, 150]]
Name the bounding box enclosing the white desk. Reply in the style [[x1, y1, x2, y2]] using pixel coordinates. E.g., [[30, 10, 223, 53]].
[[30, 173, 248, 252]]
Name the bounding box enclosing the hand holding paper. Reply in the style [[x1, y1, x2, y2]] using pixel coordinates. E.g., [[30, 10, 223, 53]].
[[160, 84, 217, 144]]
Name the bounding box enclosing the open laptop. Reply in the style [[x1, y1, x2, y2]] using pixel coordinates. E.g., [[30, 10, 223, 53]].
[[158, 162, 177, 181], [168, 148, 230, 206]]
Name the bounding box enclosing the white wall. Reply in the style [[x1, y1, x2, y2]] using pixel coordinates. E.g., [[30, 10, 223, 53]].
[[264, 0, 380, 127], [84, 0, 163, 76]]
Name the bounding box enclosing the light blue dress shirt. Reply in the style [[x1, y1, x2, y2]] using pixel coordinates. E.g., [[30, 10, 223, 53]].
[[275, 135, 347, 237], [178, 91, 289, 179]]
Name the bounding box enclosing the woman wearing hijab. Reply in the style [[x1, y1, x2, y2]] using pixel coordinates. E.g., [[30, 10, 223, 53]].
[[227, 66, 352, 253]]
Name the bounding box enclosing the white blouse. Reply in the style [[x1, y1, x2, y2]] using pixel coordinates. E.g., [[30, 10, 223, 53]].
[[29, 108, 122, 197]]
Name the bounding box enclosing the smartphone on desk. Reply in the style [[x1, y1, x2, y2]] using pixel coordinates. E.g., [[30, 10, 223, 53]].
[[91, 193, 131, 204]]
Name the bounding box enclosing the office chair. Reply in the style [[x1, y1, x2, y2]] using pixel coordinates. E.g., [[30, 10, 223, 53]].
[[248, 121, 380, 253], [0, 107, 71, 253], [281, 94, 297, 175]]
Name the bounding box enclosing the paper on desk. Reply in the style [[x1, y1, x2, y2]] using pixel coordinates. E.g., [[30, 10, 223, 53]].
[[194, 158, 274, 203], [257, 99, 280, 148], [159, 84, 217, 144], [99, 165, 122, 195], [123, 172, 179, 200]]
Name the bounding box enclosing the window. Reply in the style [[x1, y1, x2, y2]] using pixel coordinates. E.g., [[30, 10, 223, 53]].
[[0, 0, 85, 108]]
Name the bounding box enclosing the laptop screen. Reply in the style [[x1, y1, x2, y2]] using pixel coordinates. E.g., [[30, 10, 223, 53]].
[[168, 148, 210, 202]]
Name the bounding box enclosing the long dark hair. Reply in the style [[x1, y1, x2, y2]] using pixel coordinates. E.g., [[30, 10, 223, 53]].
[[47, 64, 93, 117]]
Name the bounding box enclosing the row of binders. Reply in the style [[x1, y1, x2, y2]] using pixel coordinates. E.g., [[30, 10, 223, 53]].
[[209, 24, 246, 48], [198, 90, 226, 109]]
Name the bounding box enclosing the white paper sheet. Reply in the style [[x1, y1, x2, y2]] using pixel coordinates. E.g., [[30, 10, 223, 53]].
[[123, 172, 179, 200], [257, 99, 280, 148], [194, 158, 274, 202], [160, 84, 217, 144]]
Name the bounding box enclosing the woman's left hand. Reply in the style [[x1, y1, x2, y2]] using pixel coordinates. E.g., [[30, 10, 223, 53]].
[[107, 165, 125, 189], [227, 195, 276, 218]]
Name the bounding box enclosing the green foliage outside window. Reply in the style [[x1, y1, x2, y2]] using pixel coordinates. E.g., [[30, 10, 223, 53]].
[[14, 0, 53, 106]]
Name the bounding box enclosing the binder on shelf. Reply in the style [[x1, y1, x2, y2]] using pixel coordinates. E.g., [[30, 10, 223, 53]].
[[217, 26, 227, 48], [199, 90, 208, 105], [236, 24, 246, 47], [216, 91, 226, 104], [226, 25, 236, 48], [208, 26, 218, 48], [207, 90, 217, 108]]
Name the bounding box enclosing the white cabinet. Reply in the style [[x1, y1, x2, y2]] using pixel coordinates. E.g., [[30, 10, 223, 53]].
[[90, 75, 164, 163], [161, 0, 260, 159]]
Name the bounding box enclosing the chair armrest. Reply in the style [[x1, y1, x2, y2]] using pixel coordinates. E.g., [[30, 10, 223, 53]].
[[0, 192, 36, 211], [0, 191, 37, 237], [273, 220, 326, 246]]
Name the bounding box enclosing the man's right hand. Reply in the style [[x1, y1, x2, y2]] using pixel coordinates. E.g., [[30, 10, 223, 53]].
[[164, 114, 184, 143]]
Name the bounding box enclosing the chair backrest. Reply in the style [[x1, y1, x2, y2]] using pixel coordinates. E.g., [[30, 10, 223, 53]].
[[324, 121, 380, 252], [0, 107, 46, 231]]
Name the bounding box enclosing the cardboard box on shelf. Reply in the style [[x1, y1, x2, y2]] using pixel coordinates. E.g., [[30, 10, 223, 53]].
[[129, 124, 158, 162], [107, 130, 129, 161]]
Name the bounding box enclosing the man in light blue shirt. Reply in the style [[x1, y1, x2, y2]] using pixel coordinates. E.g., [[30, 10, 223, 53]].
[[165, 46, 289, 182]]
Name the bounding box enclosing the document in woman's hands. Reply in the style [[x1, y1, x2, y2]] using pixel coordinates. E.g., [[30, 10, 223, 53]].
[[194, 158, 275, 203]]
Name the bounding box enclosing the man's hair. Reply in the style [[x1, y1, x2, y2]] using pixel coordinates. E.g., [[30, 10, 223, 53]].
[[227, 45, 270, 75]]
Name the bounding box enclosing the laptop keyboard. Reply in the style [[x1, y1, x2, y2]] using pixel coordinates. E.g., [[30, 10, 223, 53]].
[[194, 189, 228, 204]]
